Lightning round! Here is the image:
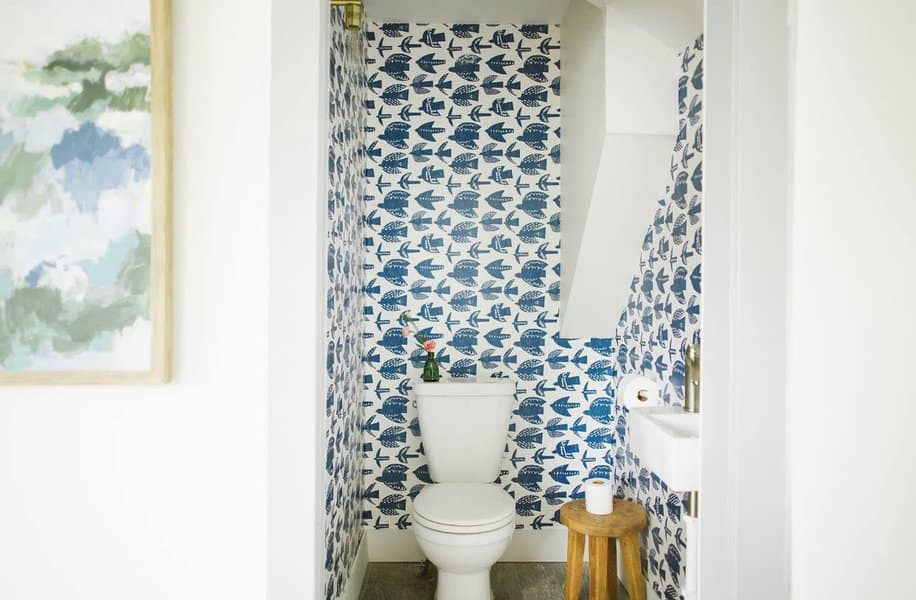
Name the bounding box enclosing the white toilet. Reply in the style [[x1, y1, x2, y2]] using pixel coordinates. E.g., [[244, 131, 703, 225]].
[[412, 379, 517, 600]]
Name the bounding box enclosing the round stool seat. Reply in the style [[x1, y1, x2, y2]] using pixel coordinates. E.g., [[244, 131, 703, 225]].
[[559, 499, 648, 600]]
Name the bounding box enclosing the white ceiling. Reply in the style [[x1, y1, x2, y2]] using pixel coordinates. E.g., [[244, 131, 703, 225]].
[[363, 0, 572, 23]]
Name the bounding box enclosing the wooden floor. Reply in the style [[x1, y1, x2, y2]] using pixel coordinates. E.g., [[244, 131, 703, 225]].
[[359, 562, 629, 600]]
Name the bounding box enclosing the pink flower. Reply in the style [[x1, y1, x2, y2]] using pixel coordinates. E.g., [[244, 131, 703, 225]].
[[401, 327, 411, 338], [422, 340, 436, 352]]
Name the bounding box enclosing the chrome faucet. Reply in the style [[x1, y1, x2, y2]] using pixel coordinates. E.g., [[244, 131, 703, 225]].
[[684, 342, 700, 413]]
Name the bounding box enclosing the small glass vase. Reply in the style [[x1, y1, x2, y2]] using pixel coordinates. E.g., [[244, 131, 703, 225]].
[[421, 351, 441, 382]]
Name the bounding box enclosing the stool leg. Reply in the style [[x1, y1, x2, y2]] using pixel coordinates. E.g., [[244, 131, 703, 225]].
[[588, 536, 609, 600], [620, 534, 645, 600], [607, 538, 617, 600], [565, 529, 585, 600]]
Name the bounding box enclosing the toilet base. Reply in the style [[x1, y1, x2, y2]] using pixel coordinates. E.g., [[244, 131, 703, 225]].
[[434, 569, 493, 600]]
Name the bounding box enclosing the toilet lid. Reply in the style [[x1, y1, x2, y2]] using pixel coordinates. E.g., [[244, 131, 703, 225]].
[[413, 483, 515, 530]]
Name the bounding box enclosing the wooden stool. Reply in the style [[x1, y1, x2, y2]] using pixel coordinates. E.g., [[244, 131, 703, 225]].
[[559, 498, 648, 600]]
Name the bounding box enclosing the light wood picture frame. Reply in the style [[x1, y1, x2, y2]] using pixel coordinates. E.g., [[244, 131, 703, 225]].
[[0, 0, 172, 384]]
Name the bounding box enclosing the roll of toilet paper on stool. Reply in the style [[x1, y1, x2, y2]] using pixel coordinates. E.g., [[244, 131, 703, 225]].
[[584, 479, 614, 515]]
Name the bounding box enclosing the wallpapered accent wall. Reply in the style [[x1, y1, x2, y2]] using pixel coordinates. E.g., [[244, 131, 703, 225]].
[[324, 8, 367, 600], [615, 36, 704, 600], [360, 22, 623, 531]]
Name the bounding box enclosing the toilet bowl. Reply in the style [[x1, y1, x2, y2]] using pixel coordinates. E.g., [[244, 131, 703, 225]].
[[411, 379, 518, 600], [413, 483, 516, 600]]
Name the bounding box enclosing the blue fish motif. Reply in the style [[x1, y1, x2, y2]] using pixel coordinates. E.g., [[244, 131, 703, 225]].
[[418, 302, 443, 321], [380, 152, 409, 173], [544, 417, 567, 438], [484, 327, 510, 348], [448, 191, 480, 217], [378, 359, 407, 380], [512, 465, 544, 491], [378, 290, 406, 312], [449, 221, 478, 243], [450, 55, 481, 81], [586, 360, 616, 382], [379, 54, 411, 80], [380, 221, 408, 242], [416, 189, 444, 210], [409, 211, 432, 231], [518, 25, 549, 39], [519, 191, 548, 218], [519, 85, 548, 107], [517, 359, 544, 381], [450, 84, 478, 106], [486, 53, 515, 74], [588, 465, 612, 480], [379, 190, 409, 217], [550, 396, 580, 417], [378, 494, 407, 516], [491, 97, 514, 116], [480, 212, 503, 232], [420, 28, 445, 47], [379, 258, 409, 285], [417, 121, 445, 142], [421, 97, 445, 116], [480, 143, 503, 163], [377, 464, 409, 491], [449, 358, 477, 377], [447, 327, 479, 355], [417, 53, 445, 74], [447, 259, 479, 286], [584, 428, 614, 449], [518, 55, 550, 82], [377, 396, 409, 423], [515, 427, 543, 450], [481, 76, 503, 95], [488, 235, 511, 254], [380, 23, 410, 37], [380, 122, 410, 148], [378, 328, 408, 355], [514, 397, 545, 425], [519, 153, 547, 175], [516, 328, 547, 356], [515, 495, 541, 517], [479, 349, 501, 369], [488, 303, 510, 322], [584, 398, 613, 424], [450, 24, 479, 38], [518, 123, 550, 150], [450, 153, 478, 174], [548, 464, 578, 485], [380, 84, 409, 105], [485, 121, 514, 142], [414, 258, 443, 278], [517, 291, 545, 312], [448, 290, 477, 311], [485, 190, 511, 211], [554, 440, 580, 459], [449, 122, 481, 150], [518, 260, 547, 287], [544, 486, 567, 506], [379, 426, 407, 448]]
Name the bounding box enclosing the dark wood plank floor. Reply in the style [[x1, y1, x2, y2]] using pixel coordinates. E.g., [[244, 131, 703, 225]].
[[359, 562, 629, 600]]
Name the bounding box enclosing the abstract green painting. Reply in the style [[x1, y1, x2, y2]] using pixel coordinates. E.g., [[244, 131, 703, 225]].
[[0, 0, 172, 384]]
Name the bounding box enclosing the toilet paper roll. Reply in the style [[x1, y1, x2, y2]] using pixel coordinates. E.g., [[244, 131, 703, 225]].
[[584, 478, 614, 515], [619, 374, 660, 408]]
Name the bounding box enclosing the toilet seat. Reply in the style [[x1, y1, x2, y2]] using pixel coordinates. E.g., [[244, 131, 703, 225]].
[[413, 483, 516, 534]]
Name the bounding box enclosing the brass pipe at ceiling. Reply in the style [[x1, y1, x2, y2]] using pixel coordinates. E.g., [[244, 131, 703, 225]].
[[330, 0, 362, 30]]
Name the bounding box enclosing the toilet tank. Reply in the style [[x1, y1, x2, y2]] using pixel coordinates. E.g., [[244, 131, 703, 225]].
[[414, 379, 516, 483]]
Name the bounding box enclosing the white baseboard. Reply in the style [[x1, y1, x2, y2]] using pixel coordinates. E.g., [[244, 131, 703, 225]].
[[367, 527, 571, 562], [340, 533, 369, 600], [367, 528, 646, 592]]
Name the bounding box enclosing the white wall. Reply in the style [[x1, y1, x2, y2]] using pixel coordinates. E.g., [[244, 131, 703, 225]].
[[790, 1, 916, 598], [559, 0, 606, 314], [0, 2, 271, 599], [364, 0, 571, 22]]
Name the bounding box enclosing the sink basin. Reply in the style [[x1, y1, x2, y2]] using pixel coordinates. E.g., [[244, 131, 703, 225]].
[[627, 406, 699, 491]]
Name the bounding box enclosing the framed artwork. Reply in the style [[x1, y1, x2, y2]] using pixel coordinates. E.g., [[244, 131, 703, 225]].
[[0, 0, 172, 384]]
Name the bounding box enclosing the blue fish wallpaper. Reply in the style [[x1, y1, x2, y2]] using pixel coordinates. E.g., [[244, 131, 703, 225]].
[[350, 19, 702, 600], [615, 36, 703, 600], [323, 8, 367, 600], [361, 22, 625, 533]]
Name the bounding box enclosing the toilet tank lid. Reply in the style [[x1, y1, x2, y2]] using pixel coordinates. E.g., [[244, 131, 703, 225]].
[[414, 378, 516, 396]]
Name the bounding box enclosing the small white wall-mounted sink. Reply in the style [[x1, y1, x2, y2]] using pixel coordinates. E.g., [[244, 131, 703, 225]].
[[627, 406, 699, 491]]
